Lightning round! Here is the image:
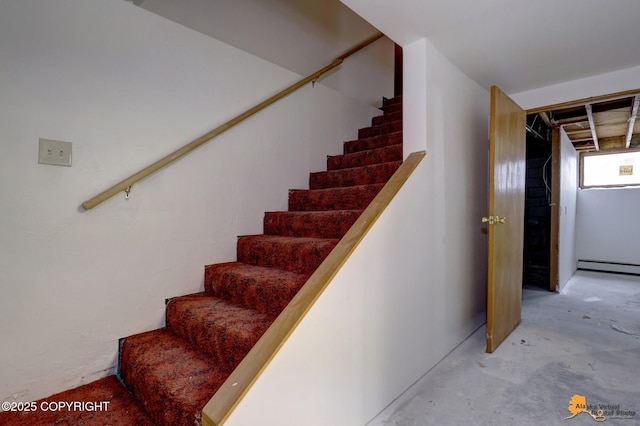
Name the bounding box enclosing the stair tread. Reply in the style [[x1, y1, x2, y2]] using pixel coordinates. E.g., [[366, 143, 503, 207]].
[[239, 234, 339, 243], [289, 183, 385, 211], [381, 98, 402, 113], [264, 209, 363, 218], [360, 119, 403, 131], [328, 144, 402, 170], [350, 131, 403, 143], [205, 262, 309, 316], [167, 295, 272, 371], [309, 161, 401, 189], [206, 261, 310, 284], [344, 132, 403, 154], [237, 234, 338, 274], [0, 376, 152, 426], [372, 110, 402, 125], [383, 95, 403, 104], [120, 329, 228, 426], [264, 209, 363, 238], [289, 183, 385, 193], [358, 119, 402, 138]]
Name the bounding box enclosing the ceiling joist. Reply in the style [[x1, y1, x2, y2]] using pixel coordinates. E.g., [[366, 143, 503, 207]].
[[534, 91, 640, 152], [585, 104, 600, 151], [538, 111, 553, 129], [626, 96, 640, 149]]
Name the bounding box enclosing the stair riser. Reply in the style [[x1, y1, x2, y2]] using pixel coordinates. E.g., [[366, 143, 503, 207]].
[[344, 132, 403, 154], [120, 356, 184, 426], [288, 184, 384, 211], [166, 296, 271, 372], [237, 236, 337, 274], [382, 96, 402, 111], [120, 330, 226, 426], [264, 210, 362, 239], [382, 103, 402, 115], [383, 95, 403, 107], [372, 110, 402, 126], [327, 144, 402, 170], [205, 263, 308, 317], [358, 120, 402, 139], [309, 161, 401, 189]]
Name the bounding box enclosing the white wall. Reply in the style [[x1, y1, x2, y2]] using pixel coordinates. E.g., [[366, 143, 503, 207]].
[[402, 39, 428, 156], [558, 128, 578, 289], [140, 0, 395, 107], [512, 64, 640, 111], [225, 38, 489, 425], [576, 188, 640, 265], [0, 0, 382, 404], [422, 38, 489, 337]]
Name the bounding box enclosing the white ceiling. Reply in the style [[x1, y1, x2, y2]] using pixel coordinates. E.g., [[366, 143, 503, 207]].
[[139, 0, 381, 78], [138, 0, 640, 95], [341, 0, 640, 94]]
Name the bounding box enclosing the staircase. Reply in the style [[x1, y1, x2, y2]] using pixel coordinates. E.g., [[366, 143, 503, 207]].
[[0, 95, 402, 426]]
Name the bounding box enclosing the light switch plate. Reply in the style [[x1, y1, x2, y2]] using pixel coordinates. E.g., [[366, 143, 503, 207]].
[[39, 138, 72, 167]]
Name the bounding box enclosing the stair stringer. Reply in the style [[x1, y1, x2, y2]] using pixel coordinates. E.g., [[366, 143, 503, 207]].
[[203, 151, 435, 426]]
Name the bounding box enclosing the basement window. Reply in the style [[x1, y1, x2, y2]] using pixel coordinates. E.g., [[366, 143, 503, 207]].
[[581, 150, 640, 188]]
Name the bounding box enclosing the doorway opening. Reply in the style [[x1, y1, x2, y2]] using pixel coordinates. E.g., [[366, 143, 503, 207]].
[[523, 113, 552, 289], [523, 88, 640, 290]]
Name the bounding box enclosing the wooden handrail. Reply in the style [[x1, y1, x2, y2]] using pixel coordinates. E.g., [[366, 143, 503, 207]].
[[202, 151, 426, 426], [81, 32, 385, 210]]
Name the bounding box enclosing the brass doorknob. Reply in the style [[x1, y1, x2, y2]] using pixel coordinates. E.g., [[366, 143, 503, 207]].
[[482, 216, 507, 225]]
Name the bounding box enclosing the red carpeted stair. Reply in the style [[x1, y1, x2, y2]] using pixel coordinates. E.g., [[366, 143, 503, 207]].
[[0, 96, 402, 426]]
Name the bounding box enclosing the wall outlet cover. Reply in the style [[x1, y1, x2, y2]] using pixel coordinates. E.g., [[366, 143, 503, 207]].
[[39, 138, 72, 167]]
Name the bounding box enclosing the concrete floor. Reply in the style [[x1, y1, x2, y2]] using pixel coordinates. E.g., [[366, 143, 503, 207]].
[[368, 271, 640, 426]]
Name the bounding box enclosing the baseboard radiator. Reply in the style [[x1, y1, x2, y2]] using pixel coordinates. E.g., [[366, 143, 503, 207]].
[[577, 259, 640, 276]]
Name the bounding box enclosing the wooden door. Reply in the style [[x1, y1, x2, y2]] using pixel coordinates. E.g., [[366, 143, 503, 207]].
[[486, 86, 526, 353]]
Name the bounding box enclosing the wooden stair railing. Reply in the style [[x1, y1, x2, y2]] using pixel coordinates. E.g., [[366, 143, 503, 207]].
[[81, 32, 384, 211]]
